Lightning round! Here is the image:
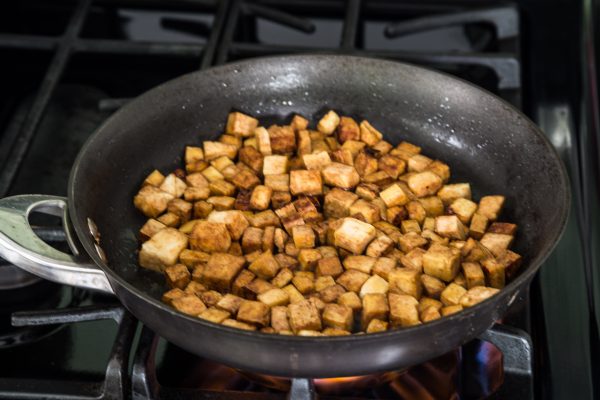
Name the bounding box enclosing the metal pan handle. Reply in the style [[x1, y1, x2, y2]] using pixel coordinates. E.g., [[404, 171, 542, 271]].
[[0, 195, 114, 294]]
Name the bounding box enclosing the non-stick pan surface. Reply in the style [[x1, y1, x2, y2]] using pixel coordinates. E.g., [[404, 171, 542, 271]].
[[66, 55, 568, 377]]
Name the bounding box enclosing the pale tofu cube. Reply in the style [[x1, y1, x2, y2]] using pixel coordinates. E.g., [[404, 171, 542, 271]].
[[203, 253, 246, 292], [337, 269, 370, 293], [172, 295, 206, 316], [480, 233, 514, 257], [139, 228, 189, 272], [462, 262, 486, 289], [437, 183, 472, 205], [334, 218, 376, 254], [449, 198, 478, 224], [343, 256, 376, 274], [435, 215, 468, 240], [359, 120, 383, 145], [388, 268, 422, 299], [271, 306, 291, 332], [388, 293, 420, 327], [361, 293, 389, 329], [248, 251, 280, 280], [207, 210, 249, 241], [289, 170, 323, 196], [422, 246, 461, 282], [257, 288, 290, 307], [324, 188, 359, 218], [190, 221, 231, 253], [440, 283, 467, 306], [407, 154, 432, 172], [303, 151, 332, 170], [164, 264, 191, 289], [134, 186, 175, 218], [237, 300, 270, 327], [321, 162, 361, 189], [322, 304, 353, 330], [477, 195, 505, 221], [407, 171, 443, 197], [159, 173, 188, 198], [263, 155, 288, 175], [203, 141, 238, 160], [255, 127, 272, 155], [360, 274, 390, 298], [459, 286, 500, 307], [288, 300, 322, 333], [317, 110, 340, 134]]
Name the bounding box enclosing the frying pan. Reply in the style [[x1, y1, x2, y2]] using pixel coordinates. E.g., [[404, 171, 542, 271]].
[[0, 55, 569, 377]]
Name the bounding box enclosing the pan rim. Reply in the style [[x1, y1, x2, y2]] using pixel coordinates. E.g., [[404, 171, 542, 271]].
[[68, 53, 571, 343]]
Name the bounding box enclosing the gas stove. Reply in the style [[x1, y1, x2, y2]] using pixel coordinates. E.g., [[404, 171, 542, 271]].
[[0, 1, 597, 399]]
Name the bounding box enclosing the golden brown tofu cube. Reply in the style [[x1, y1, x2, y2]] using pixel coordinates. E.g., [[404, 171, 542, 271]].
[[203, 253, 245, 292], [426, 160, 450, 182], [190, 221, 231, 253], [418, 297, 443, 313], [140, 219, 166, 241], [488, 222, 518, 236], [262, 226, 275, 253], [316, 256, 344, 278], [407, 171, 443, 197], [143, 169, 166, 187], [359, 274, 390, 298], [285, 242, 300, 257], [398, 231, 428, 253], [449, 198, 478, 225], [469, 213, 489, 240], [422, 246, 461, 282], [249, 210, 281, 229], [343, 256, 376, 274], [324, 188, 359, 218], [230, 168, 261, 191], [211, 156, 234, 172], [248, 251, 280, 280], [202, 166, 225, 183], [237, 300, 270, 327], [388, 293, 420, 327], [288, 300, 323, 333], [165, 264, 191, 289], [162, 288, 185, 305], [372, 257, 396, 280], [323, 304, 353, 330], [263, 155, 288, 176], [462, 262, 486, 289], [317, 110, 340, 134], [289, 170, 323, 196], [336, 116, 360, 143], [400, 248, 426, 272], [321, 328, 350, 336], [437, 183, 472, 205], [297, 129, 312, 155], [296, 248, 321, 271], [268, 125, 296, 154], [242, 227, 264, 253], [359, 120, 383, 146], [271, 267, 294, 288], [378, 155, 406, 179], [302, 151, 332, 171], [290, 114, 309, 131], [282, 284, 305, 304], [216, 293, 244, 314], [477, 195, 505, 221], [245, 279, 276, 298], [365, 235, 394, 257], [460, 286, 500, 307], [159, 173, 188, 198], [337, 291, 362, 311], [480, 233, 513, 257], [231, 269, 255, 296], [206, 196, 236, 211], [435, 215, 468, 240], [389, 268, 422, 299], [257, 288, 290, 307], [247, 185, 272, 211], [254, 126, 272, 155], [354, 151, 378, 176], [361, 293, 389, 329], [172, 294, 206, 316], [203, 141, 238, 161], [274, 253, 299, 269], [238, 146, 264, 174], [156, 212, 181, 228], [379, 184, 409, 208], [273, 227, 289, 253], [349, 199, 380, 224], [292, 274, 315, 294], [440, 283, 467, 306], [183, 187, 210, 202], [193, 201, 213, 219], [186, 173, 209, 190], [321, 162, 361, 189], [207, 210, 249, 241], [355, 183, 380, 201], [334, 217, 376, 254], [220, 134, 242, 149], [139, 228, 189, 272], [292, 225, 316, 249], [226, 111, 259, 137], [199, 307, 230, 324], [314, 275, 336, 292], [420, 306, 442, 323], [407, 154, 432, 172], [401, 219, 421, 234], [405, 201, 426, 224], [186, 160, 209, 174], [441, 305, 463, 316], [271, 306, 291, 332], [418, 197, 444, 218], [134, 186, 174, 218], [222, 319, 257, 331], [372, 140, 393, 154], [337, 270, 370, 293], [420, 274, 446, 299], [319, 284, 347, 303], [481, 258, 506, 289], [497, 250, 522, 280], [366, 318, 389, 333], [330, 148, 354, 165], [199, 290, 223, 307]]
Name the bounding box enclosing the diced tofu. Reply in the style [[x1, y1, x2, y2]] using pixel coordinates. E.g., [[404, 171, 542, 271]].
[[316, 256, 344, 278], [354, 151, 378, 176], [258, 288, 290, 307], [203, 253, 246, 291], [480, 233, 513, 257], [360, 274, 390, 298], [254, 126, 272, 155], [462, 262, 486, 289], [334, 218, 376, 254], [271, 306, 291, 332], [237, 300, 270, 327], [216, 293, 244, 314], [331, 148, 354, 165], [321, 162, 361, 189], [226, 111, 259, 136], [366, 318, 389, 333], [420, 274, 446, 299], [302, 151, 332, 170], [449, 198, 478, 224], [317, 110, 340, 134], [440, 283, 467, 306], [378, 155, 406, 179], [435, 215, 468, 240], [162, 288, 185, 305], [477, 195, 505, 221], [282, 284, 305, 304], [289, 170, 323, 196], [319, 284, 347, 303], [388, 268, 422, 299], [359, 120, 383, 146], [134, 186, 175, 218], [164, 264, 191, 289], [388, 293, 420, 327], [366, 235, 394, 257], [203, 141, 238, 160], [248, 251, 280, 280], [421, 306, 441, 322], [199, 290, 223, 307], [207, 196, 236, 210], [263, 155, 288, 176], [315, 276, 336, 292], [400, 248, 425, 272], [407, 171, 443, 197], [379, 184, 409, 208], [288, 300, 322, 333], [324, 188, 359, 219], [222, 319, 257, 331], [422, 246, 461, 282], [323, 304, 353, 330], [488, 222, 518, 235], [248, 185, 272, 211], [496, 250, 522, 280], [371, 257, 396, 280], [143, 169, 166, 187], [441, 305, 463, 316], [418, 297, 443, 313], [249, 210, 281, 228], [347, 199, 379, 224], [336, 116, 360, 143], [202, 166, 225, 183], [206, 210, 248, 241], [469, 213, 489, 239], [481, 258, 506, 289], [398, 232, 428, 253], [140, 219, 166, 241], [268, 125, 296, 154], [189, 221, 231, 253], [230, 168, 261, 190], [238, 146, 264, 174], [291, 273, 315, 294], [172, 295, 206, 316], [291, 114, 309, 131], [343, 256, 376, 274], [419, 196, 444, 217], [199, 307, 230, 324], [459, 286, 499, 307], [139, 228, 189, 272], [437, 183, 472, 205], [156, 212, 180, 228], [407, 154, 432, 172], [211, 156, 234, 172], [337, 269, 370, 293], [292, 225, 316, 249], [297, 129, 312, 155], [242, 227, 264, 253], [361, 293, 389, 329], [337, 291, 362, 311], [426, 160, 450, 182], [401, 219, 421, 234]]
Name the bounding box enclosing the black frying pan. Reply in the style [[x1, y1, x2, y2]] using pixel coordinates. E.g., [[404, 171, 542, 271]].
[[0, 55, 569, 377]]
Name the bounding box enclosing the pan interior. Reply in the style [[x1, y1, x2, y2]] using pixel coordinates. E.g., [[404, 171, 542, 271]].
[[70, 55, 567, 304]]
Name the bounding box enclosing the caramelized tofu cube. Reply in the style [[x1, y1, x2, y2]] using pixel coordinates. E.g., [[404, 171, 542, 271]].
[[203, 141, 238, 160], [314, 276, 335, 293], [254, 126, 272, 155], [297, 129, 312, 155], [426, 160, 450, 182], [449, 198, 478, 224], [199, 307, 230, 324], [401, 219, 421, 234], [232, 269, 255, 296], [180, 249, 209, 268], [282, 284, 305, 304], [248, 185, 272, 211], [222, 319, 257, 331], [343, 256, 376, 274], [460, 286, 500, 307], [321, 162, 360, 189], [316, 257, 344, 278], [157, 212, 181, 228], [420, 275, 446, 299], [292, 225, 316, 249], [140, 219, 166, 241], [270, 191, 291, 209], [199, 290, 223, 307], [319, 284, 347, 303], [237, 300, 270, 327], [211, 156, 234, 172], [193, 201, 214, 219], [337, 270, 370, 293], [440, 283, 467, 306], [496, 250, 522, 279], [273, 227, 289, 252], [302, 151, 332, 170], [423, 246, 461, 282], [271, 267, 294, 288], [238, 146, 264, 174], [407, 154, 433, 172], [268, 125, 296, 154], [248, 251, 280, 280], [418, 297, 443, 313], [207, 196, 236, 211], [441, 305, 463, 316], [452, 271, 467, 289], [361, 293, 389, 329], [292, 274, 315, 294], [289, 170, 323, 196], [488, 222, 517, 235], [226, 111, 259, 137], [419, 196, 444, 217], [348, 199, 380, 223], [323, 304, 353, 330], [291, 114, 309, 131], [295, 248, 320, 270], [134, 186, 174, 218], [184, 187, 210, 201], [462, 262, 486, 289], [207, 210, 249, 241], [480, 233, 513, 257], [435, 215, 468, 240], [263, 155, 288, 176], [437, 183, 472, 205], [143, 169, 166, 187], [202, 166, 225, 183], [317, 110, 340, 134], [360, 274, 390, 298], [258, 288, 290, 307], [366, 235, 394, 257], [334, 218, 376, 254], [378, 155, 406, 179], [288, 300, 323, 333], [271, 306, 291, 332], [400, 248, 426, 272], [366, 319, 389, 333], [139, 228, 189, 272], [336, 116, 360, 143], [165, 264, 191, 289], [398, 232, 428, 253], [469, 213, 489, 239], [231, 168, 261, 190], [172, 295, 206, 316], [364, 171, 394, 188], [249, 210, 281, 228], [244, 278, 275, 298], [324, 188, 359, 218], [388, 293, 420, 327], [405, 201, 426, 225], [477, 195, 505, 221], [407, 171, 443, 197], [162, 288, 185, 305], [216, 294, 244, 314], [203, 253, 246, 292], [371, 257, 396, 280], [242, 227, 264, 253], [359, 120, 383, 145], [338, 291, 362, 311], [190, 221, 231, 253], [262, 226, 275, 252], [186, 160, 209, 174], [389, 268, 422, 299], [420, 306, 442, 322], [355, 183, 380, 201], [354, 151, 378, 176], [331, 148, 354, 165], [481, 258, 506, 289], [275, 253, 298, 270]]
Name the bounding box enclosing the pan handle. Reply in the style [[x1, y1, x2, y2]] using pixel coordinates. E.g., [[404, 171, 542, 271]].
[[0, 195, 114, 294]]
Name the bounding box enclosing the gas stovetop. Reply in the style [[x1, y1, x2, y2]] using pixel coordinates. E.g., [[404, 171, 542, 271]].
[[0, 1, 597, 399]]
